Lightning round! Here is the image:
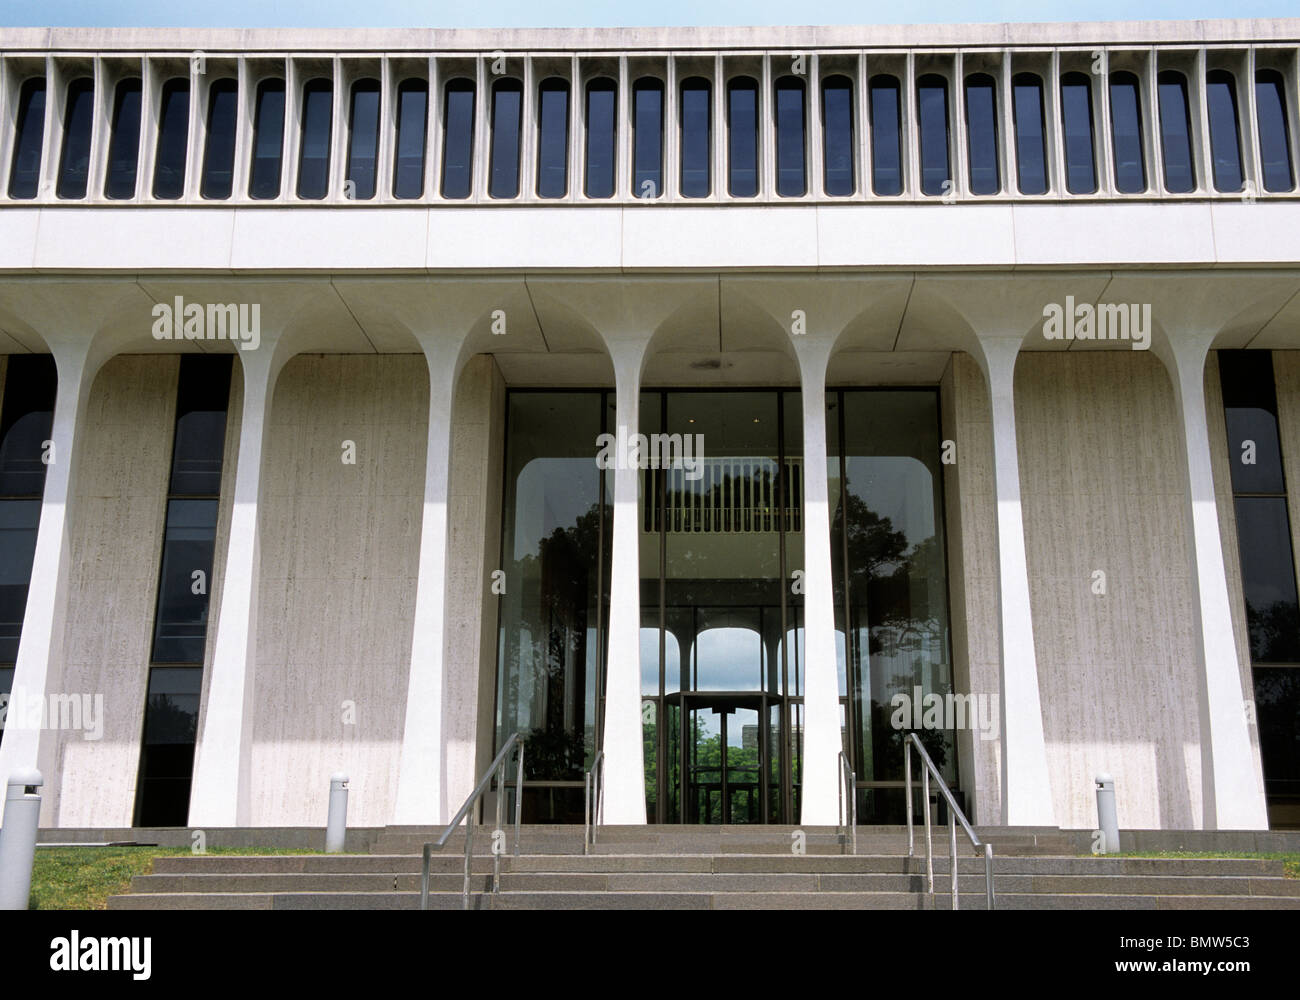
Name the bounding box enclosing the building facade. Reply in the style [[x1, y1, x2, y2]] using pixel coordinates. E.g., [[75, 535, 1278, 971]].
[[0, 20, 1296, 834]]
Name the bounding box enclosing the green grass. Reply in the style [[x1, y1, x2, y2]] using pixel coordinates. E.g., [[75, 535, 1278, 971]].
[[29, 846, 345, 910], [1098, 850, 1300, 878]]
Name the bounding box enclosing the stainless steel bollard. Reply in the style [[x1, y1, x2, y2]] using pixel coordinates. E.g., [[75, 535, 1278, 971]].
[[0, 770, 43, 910], [325, 772, 349, 854], [1095, 772, 1119, 854]]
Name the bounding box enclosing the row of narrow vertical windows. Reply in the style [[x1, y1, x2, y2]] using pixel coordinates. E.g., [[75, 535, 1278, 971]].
[[5, 67, 1296, 200]]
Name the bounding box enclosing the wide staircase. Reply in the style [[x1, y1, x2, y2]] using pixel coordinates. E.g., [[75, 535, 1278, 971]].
[[107, 824, 1300, 910]]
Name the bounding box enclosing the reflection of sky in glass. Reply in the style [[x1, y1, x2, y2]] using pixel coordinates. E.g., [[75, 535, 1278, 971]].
[[844, 455, 934, 550], [694, 627, 761, 690], [641, 628, 680, 694], [513, 456, 595, 559]]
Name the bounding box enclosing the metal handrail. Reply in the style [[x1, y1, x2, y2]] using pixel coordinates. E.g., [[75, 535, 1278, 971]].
[[903, 732, 995, 911], [420, 733, 525, 911], [837, 750, 857, 854], [584, 750, 605, 855]]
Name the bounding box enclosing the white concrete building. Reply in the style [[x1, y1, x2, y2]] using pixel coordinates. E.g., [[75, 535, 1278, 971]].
[[0, 19, 1296, 835]]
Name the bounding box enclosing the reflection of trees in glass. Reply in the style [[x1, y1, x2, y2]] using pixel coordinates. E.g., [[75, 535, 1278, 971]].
[[1246, 599, 1300, 664], [143, 694, 197, 745]]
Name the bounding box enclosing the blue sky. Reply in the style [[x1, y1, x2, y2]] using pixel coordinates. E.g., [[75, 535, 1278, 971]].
[[2, 0, 1298, 28]]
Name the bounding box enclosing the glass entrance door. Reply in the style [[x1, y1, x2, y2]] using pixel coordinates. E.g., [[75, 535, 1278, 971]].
[[678, 695, 767, 824]]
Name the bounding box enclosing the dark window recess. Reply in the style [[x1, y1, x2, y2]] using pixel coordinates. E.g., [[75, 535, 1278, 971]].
[[153, 79, 190, 200], [1060, 72, 1097, 194], [1206, 70, 1244, 193], [201, 79, 238, 200], [249, 79, 285, 199], [0, 502, 41, 670], [134, 667, 202, 826], [868, 75, 902, 196], [0, 664, 13, 745], [8, 78, 46, 199], [680, 77, 711, 198], [1109, 72, 1146, 194], [536, 78, 569, 199], [489, 78, 522, 199], [727, 77, 758, 197], [1158, 71, 1196, 193], [585, 78, 616, 198], [633, 78, 664, 198], [1012, 73, 1048, 195], [297, 78, 333, 200], [441, 79, 475, 199], [57, 77, 94, 199], [346, 78, 381, 200], [774, 76, 806, 197], [821, 75, 854, 197], [1253, 667, 1300, 820], [1256, 70, 1294, 193], [963, 74, 999, 195], [916, 74, 951, 196], [104, 78, 143, 200], [392, 79, 428, 199]]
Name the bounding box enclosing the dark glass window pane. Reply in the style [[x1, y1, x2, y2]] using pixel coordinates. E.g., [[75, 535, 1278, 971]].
[[441, 78, 475, 199], [0, 665, 12, 743], [1206, 70, 1244, 193], [1060, 72, 1097, 194], [868, 75, 902, 195], [916, 74, 950, 196], [169, 355, 232, 496], [0, 355, 57, 497], [393, 79, 427, 199], [963, 74, 999, 195], [8, 79, 46, 199], [1256, 70, 1294, 193], [727, 77, 758, 197], [249, 78, 285, 199], [680, 77, 710, 198], [135, 665, 202, 825], [1109, 72, 1146, 194], [200, 78, 238, 200], [821, 75, 854, 196], [1254, 667, 1300, 807], [584, 78, 616, 198], [1220, 350, 1286, 495], [141, 668, 202, 745], [297, 78, 332, 200], [1158, 71, 1196, 193], [153, 79, 190, 200], [150, 499, 219, 664], [56, 77, 94, 199], [774, 76, 806, 197], [1012, 73, 1048, 195], [346, 78, 380, 200], [0, 501, 41, 665], [536, 78, 569, 199], [104, 78, 142, 199], [1235, 497, 1300, 664], [489, 79, 522, 199], [633, 78, 663, 198]]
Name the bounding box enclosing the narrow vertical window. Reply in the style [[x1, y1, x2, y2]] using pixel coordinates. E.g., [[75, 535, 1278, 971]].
[[1012, 72, 1048, 195], [680, 76, 711, 198], [633, 78, 663, 199], [489, 78, 522, 199], [584, 78, 616, 198], [296, 78, 332, 200], [153, 79, 190, 200], [104, 78, 143, 200], [248, 78, 285, 199], [344, 78, 380, 200], [1256, 70, 1294, 193], [441, 78, 475, 199], [56, 77, 94, 199], [200, 78, 238, 200], [1060, 72, 1097, 194], [963, 73, 999, 195], [868, 75, 902, 195], [1108, 71, 1146, 194], [8, 79, 46, 199], [1206, 69, 1244, 193], [774, 76, 806, 197], [536, 77, 569, 199], [821, 75, 854, 196], [916, 74, 951, 196], [1157, 70, 1196, 193], [393, 79, 428, 199], [727, 76, 758, 197]]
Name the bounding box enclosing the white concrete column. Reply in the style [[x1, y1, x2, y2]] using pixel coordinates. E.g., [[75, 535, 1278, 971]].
[[391, 352, 460, 824], [0, 344, 96, 803], [977, 336, 1057, 827], [601, 339, 649, 825], [794, 341, 841, 826], [1159, 335, 1269, 830], [188, 349, 280, 827]]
